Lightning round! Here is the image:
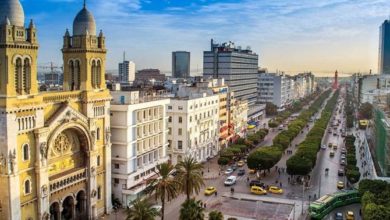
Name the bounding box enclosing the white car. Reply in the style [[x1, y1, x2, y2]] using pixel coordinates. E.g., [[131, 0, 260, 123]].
[[321, 144, 327, 150], [224, 168, 234, 175], [224, 176, 237, 186]]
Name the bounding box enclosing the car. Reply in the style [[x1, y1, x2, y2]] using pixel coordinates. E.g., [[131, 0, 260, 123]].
[[249, 169, 256, 174], [249, 180, 264, 187], [341, 154, 346, 160], [224, 168, 234, 175], [341, 148, 347, 154], [335, 212, 344, 220], [341, 133, 346, 137], [321, 144, 327, 150], [224, 176, 237, 186], [338, 169, 345, 176], [328, 143, 333, 148], [333, 132, 337, 136], [330, 151, 335, 157], [346, 211, 355, 220], [151, 204, 162, 213], [268, 186, 283, 194], [278, 125, 284, 131], [237, 160, 245, 167], [250, 186, 267, 195], [333, 144, 338, 150], [340, 159, 346, 166], [328, 129, 332, 134], [237, 169, 245, 176], [231, 165, 238, 171], [337, 181, 344, 189], [204, 186, 217, 195]]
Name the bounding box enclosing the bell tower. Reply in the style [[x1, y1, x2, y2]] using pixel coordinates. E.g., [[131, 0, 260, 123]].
[[62, 3, 106, 92], [0, 0, 39, 100]]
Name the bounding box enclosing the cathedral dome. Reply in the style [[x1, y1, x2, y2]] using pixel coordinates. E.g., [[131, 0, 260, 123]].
[[73, 5, 96, 36], [0, 0, 25, 27]]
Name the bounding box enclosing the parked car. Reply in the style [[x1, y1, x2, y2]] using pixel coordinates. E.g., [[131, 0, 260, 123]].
[[237, 169, 245, 176], [340, 159, 346, 166], [341, 154, 346, 160], [231, 165, 238, 171], [224, 168, 234, 175], [338, 169, 345, 176], [237, 160, 245, 167], [321, 144, 327, 150], [224, 176, 237, 186], [330, 151, 335, 157], [250, 186, 267, 195]]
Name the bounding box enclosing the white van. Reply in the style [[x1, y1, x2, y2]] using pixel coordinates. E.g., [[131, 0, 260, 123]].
[[224, 176, 237, 186]]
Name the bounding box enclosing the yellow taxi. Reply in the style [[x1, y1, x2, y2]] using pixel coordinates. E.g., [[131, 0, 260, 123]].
[[250, 186, 267, 195], [346, 211, 354, 220], [268, 186, 283, 194], [249, 169, 256, 174], [204, 186, 217, 196], [337, 181, 344, 189], [333, 144, 338, 150], [237, 160, 245, 167]]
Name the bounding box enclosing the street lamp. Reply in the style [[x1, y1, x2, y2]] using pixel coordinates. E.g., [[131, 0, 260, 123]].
[[301, 176, 305, 215]]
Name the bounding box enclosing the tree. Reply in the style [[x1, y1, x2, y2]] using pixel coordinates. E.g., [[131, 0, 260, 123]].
[[179, 198, 204, 220], [247, 147, 282, 174], [175, 156, 205, 201], [126, 198, 160, 220], [265, 102, 278, 116], [363, 203, 390, 220], [209, 210, 224, 220], [346, 168, 360, 184], [359, 102, 373, 119], [147, 163, 180, 220], [217, 157, 230, 166], [286, 156, 312, 176]]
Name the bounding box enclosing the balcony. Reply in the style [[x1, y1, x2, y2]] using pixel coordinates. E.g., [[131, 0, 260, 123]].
[[49, 168, 87, 193]]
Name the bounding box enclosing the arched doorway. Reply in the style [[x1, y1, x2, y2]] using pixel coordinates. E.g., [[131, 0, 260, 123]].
[[61, 196, 75, 220], [76, 190, 87, 218], [49, 202, 60, 220]]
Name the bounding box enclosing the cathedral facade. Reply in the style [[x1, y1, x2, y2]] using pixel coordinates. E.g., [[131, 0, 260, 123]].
[[0, 0, 112, 219]]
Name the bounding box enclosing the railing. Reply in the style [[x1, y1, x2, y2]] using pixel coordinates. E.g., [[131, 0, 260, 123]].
[[42, 91, 82, 103], [49, 168, 87, 193]]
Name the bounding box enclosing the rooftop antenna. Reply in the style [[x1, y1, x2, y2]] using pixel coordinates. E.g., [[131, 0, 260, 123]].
[[123, 51, 126, 62], [83, 0, 86, 8]]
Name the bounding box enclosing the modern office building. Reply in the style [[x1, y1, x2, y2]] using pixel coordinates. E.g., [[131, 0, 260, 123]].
[[379, 19, 390, 74], [0, 1, 112, 219], [172, 51, 190, 78], [119, 60, 136, 82], [110, 90, 169, 205], [135, 69, 166, 83], [167, 87, 219, 165], [203, 40, 260, 118], [258, 72, 294, 109]]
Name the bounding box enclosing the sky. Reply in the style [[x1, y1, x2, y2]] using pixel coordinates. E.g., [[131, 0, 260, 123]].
[[20, 0, 390, 77]]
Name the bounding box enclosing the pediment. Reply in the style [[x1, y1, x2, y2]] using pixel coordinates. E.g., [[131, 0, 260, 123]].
[[45, 102, 89, 128]]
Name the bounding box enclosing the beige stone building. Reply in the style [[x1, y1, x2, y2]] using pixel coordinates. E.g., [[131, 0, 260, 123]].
[[0, 1, 112, 219]]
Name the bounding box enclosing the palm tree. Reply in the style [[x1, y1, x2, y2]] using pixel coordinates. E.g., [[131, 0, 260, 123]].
[[126, 198, 160, 220], [179, 198, 204, 220], [175, 156, 205, 200], [147, 162, 180, 220], [208, 210, 224, 220]]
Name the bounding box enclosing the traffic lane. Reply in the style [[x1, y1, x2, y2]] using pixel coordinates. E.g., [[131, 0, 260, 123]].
[[324, 203, 362, 220]]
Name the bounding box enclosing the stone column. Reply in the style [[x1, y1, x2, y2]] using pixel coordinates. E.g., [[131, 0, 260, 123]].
[[71, 200, 76, 220]]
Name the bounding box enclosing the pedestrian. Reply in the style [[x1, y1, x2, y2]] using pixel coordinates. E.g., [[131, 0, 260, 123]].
[[275, 179, 278, 184], [279, 182, 282, 188], [247, 177, 249, 182], [201, 171, 204, 176], [288, 177, 290, 183], [278, 170, 281, 175], [215, 191, 217, 196], [204, 203, 206, 208], [275, 165, 278, 171], [359, 209, 362, 216]]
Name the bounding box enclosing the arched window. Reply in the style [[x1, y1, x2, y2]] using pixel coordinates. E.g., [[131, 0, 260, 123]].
[[96, 127, 100, 140], [97, 155, 101, 166], [23, 58, 31, 94], [24, 179, 31, 195], [74, 60, 80, 90], [22, 144, 30, 161], [69, 60, 74, 90], [91, 60, 96, 88], [15, 58, 23, 94], [96, 60, 101, 88]]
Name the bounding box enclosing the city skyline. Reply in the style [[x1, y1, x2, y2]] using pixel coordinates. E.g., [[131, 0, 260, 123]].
[[23, 0, 390, 76]]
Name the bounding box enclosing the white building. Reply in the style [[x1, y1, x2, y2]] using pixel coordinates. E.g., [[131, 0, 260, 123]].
[[110, 90, 170, 205], [293, 73, 315, 99], [167, 89, 220, 165], [258, 73, 294, 109], [119, 61, 136, 82]]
